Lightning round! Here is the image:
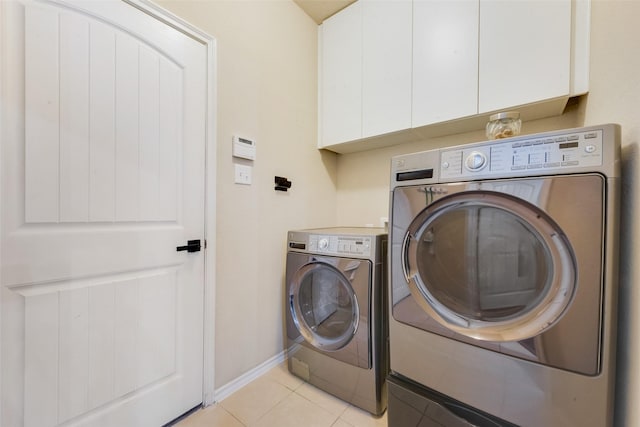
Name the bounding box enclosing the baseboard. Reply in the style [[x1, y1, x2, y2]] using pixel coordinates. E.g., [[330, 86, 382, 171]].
[[213, 350, 288, 403]]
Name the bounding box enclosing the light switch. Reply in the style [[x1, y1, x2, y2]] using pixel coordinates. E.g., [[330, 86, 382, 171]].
[[234, 164, 252, 185]]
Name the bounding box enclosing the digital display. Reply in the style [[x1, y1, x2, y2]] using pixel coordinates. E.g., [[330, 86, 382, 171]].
[[559, 142, 579, 149], [239, 138, 252, 145], [396, 169, 434, 181]]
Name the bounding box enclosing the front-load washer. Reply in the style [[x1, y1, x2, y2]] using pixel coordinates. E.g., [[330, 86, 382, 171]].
[[285, 227, 388, 415], [388, 124, 620, 426]]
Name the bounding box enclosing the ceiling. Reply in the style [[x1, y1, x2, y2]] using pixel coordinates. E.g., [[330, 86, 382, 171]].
[[293, 0, 356, 24]]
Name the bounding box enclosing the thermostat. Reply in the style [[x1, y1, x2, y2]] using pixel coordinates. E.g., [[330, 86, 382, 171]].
[[232, 135, 256, 160]]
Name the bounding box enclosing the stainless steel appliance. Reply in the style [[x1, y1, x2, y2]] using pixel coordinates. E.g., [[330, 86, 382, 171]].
[[388, 124, 620, 426], [285, 227, 388, 415]]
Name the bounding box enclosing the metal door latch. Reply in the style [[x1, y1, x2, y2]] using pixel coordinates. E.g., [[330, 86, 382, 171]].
[[176, 239, 201, 253]]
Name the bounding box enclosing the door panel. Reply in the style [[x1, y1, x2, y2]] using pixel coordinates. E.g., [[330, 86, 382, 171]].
[[89, 21, 117, 222], [24, 4, 59, 223], [58, 11, 90, 222], [2, 1, 206, 426], [24, 5, 182, 225]]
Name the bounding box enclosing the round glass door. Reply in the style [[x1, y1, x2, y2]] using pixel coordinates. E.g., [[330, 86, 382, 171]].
[[403, 191, 576, 342], [290, 262, 359, 351]]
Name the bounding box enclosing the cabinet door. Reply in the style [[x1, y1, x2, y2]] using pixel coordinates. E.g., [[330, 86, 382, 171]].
[[320, 1, 362, 147], [362, 0, 412, 138], [478, 0, 571, 113], [412, 0, 479, 128]]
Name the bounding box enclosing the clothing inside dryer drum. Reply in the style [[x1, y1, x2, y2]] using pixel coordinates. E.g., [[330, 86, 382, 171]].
[[298, 267, 355, 339], [416, 204, 553, 321]]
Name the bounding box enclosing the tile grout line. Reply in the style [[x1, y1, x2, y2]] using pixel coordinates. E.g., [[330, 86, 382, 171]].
[[248, 385, 296, 426], [220, 405, 247, 427], [290, 389, 342, 426]]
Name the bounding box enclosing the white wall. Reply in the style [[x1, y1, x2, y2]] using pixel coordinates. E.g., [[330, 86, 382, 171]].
[[156, 0, 338, 388], [335, 1, 640, 425], [589, 2, 640, 426]]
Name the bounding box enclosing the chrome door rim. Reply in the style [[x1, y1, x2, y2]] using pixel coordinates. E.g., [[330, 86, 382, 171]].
[[289, 262, 360, 351], [403, 190, 577, 342]]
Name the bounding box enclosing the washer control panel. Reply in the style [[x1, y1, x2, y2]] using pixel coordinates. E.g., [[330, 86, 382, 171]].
[[440, 129, 604, 180], [308, 234, 372, 257]]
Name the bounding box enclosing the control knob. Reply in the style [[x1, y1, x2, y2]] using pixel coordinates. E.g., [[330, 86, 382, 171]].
[[465, 151, 487, 171], [318, 238, 329, 250]]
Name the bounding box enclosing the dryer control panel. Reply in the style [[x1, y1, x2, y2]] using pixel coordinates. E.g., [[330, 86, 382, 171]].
[[308, 234, 372, 257], [440, 128, 604, 180]]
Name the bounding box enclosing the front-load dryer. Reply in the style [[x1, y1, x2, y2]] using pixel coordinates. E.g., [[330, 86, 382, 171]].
[[285, 227, 388, 415], [388, 124, 620, 426]]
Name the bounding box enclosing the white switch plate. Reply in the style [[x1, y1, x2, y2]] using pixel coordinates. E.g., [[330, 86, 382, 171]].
[[234, 164, 252, 185]]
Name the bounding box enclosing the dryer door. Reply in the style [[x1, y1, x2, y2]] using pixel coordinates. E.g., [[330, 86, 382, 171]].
[[287, 254, 372, 368], [290, 261, 359, 350], [402, 186, 577, 342], [392, 173, 607, 374]]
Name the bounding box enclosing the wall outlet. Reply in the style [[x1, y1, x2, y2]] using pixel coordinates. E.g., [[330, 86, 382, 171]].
[[234, 164, 252, 185]]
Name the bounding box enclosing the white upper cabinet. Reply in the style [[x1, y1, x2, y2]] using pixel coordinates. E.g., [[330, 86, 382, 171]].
[[319, 0, 588, 153], [319, 1, 362, 146], [412, 0, 479, 128], [478, 0, 572, 113], [319, 0, 412, 148], [362, 0, 412, 139]]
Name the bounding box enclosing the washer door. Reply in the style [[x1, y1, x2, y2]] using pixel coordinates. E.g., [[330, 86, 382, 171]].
[[403, 190, 577, 342], [290, 261, 360, 351]]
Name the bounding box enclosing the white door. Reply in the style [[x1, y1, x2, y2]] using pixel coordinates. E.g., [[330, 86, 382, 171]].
[[1, 1, 207, 426]]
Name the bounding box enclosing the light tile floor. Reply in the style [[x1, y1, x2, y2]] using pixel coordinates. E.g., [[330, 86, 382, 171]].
[[176, 362, 387, 427]]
